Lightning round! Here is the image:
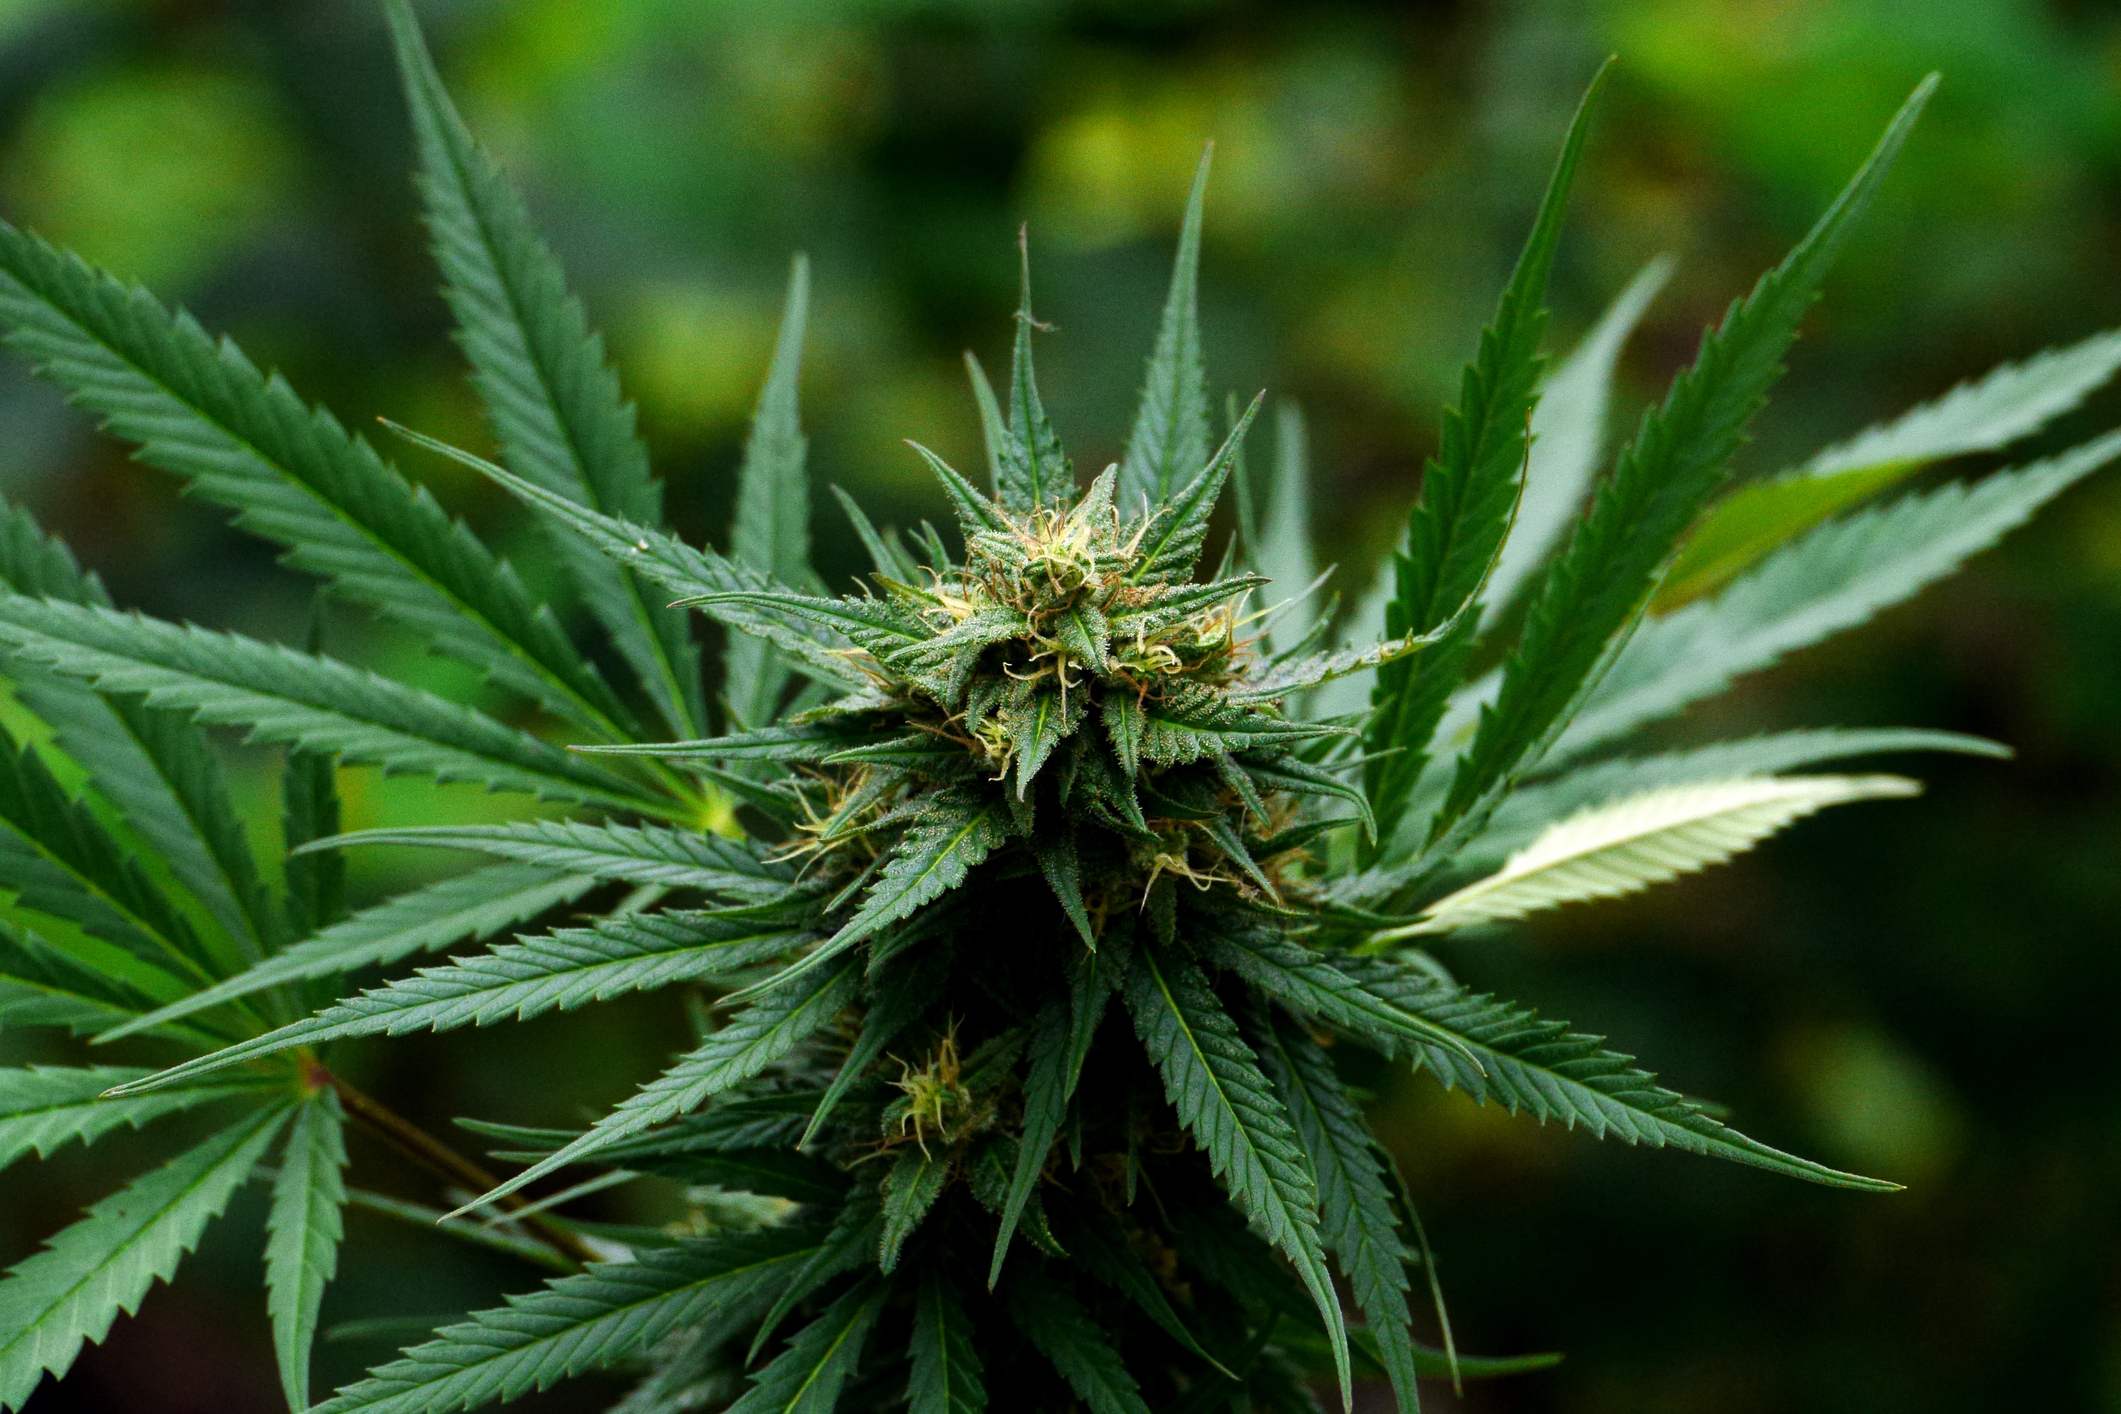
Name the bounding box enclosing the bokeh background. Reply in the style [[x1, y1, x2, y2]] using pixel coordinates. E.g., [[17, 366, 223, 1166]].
[[4, 0, 2121, 1410]]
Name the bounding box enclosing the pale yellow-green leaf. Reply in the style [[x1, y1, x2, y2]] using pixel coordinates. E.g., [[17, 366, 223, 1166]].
[[1377, 775, 1919, 938]]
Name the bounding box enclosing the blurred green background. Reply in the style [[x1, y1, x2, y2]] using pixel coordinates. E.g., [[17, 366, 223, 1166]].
[[4, 0, 2121, 1410]]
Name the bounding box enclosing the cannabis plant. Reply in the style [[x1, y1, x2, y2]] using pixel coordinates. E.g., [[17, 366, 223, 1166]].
[[0, 10, 2114, 1411]]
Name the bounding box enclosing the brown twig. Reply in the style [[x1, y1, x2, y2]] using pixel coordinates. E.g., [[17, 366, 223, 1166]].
[[302, 1055, 600, 1268]]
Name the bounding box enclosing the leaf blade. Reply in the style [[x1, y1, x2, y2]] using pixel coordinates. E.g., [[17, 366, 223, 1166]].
[[1361, 65, 1610, 854], [0, 1104, 288, 1411], [1124, 947, 1349, 1405], [1120, 147, 1213, 512], [266, 1087, 348, 1414], [387, 0, 702, 737], [909, 1272, 987, 1414], [313, 1224, 828, 1414], [1436, 77, 1936, 844]]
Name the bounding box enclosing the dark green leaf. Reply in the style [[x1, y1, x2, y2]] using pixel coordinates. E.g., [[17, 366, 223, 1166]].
[[881, 1147, 949, 1272], [1002, 1264, 1153, 1414], [1120, 148, 1213, 511], [728, 1277, 885, 1414], [1435, 77, 1936, 844], [108, 911, 809, 1095], [387, 0, 702, 737], [1363, 65, 1607, 855], [312, 1222, 829, 1414], [1255, 1010, 1421, 1414], [99, 864, 595, 1043], [0, 1104, 287, 1410], [0, 220, 631, 739], [728, 259, 816, 729], [455, 950, 860, 1213], [1125, 946, 1349, 1404], [266, 1087, 348, 1414], [988, 998, 1069, 1287], [909, 1271, 986, 1414]]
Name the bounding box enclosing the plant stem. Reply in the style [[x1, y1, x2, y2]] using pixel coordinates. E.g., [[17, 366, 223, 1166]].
[[303, 1055, 600, 1268]]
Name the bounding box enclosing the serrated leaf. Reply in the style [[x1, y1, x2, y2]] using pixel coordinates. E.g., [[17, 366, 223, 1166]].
[[1124, 946, 1349, 1407], [833, 484, 918, 584], [0, 493, 279, 958], [1558, 432, 2121, 759], [0, 921, 216, 1044], [899, 447, 1010, 546], [267, 1087, 347, 1414], [1469, 727, 2004, 869], [1203, 922, 1474, 1065], [1120, 148, 1213, 512], [881, 1146, 950, 1272], [1379, 774, 1916, 939], [100, 864, 595, 1043], [728, 258, 816, 729], [108, 912, 809, 1096], [997, 240, 1071, 513], [748, 1186, 881, 1363], [0, 596, 655, 810], [1344, 955, 1898, 1191], [1003, 1265, 1153, 1414], [581, 719, 899, 765], [311, 1222, 827, 1414], [318, 822, 786, 899], [725, 786, 1009, 1006], [1054, 603, 1112, 678], [0, 1066, 258, 1174], [1107, 576, 1265, 634], [1434, 78, 1935, 846], [639, 1146, 847, 1203], [387, 0, 702, 738], [1101, 693, 1144, 777], [1051, 1201, 1228, 1377], [0, 1103, 287, 1411], [1805, 322, 2121, 478], [418, 430, 868, 691], [0, 220, 631, 739], [728, 1277, 885, 1414], [1254, 1011, 1421, 1414], [1234, 624, 1449, 704], [988, 998, 1069, 1288], [964, 351, 1014, 502], [1031, 827, 1095, 947], [455, 950, 859, 1214], [0, 725, 218, 984], [909, 1271, 987, 1414], [1236, 754, 1374, 841], [1129, 393, 1263, 585], [1668, 300, 2121, 606], [678, 587, 929, 663], [1483, 255, 1674, 619], [1139, 683, 1344, 766], [805, 947, 939, 1146], [1362, 65, 1609, 857], [1009, 687, 1081, 799], [1654, 462, 1932, 611]]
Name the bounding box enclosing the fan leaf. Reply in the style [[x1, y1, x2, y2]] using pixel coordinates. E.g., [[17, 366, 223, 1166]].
[[1125, 946, 1350, 1406], [0, 1104, 287, 1411], [107, 912, 810, 1096], [1435, 77, 1935, 845], [387, 0, 702, 738], [266, 1087, 348, 1414], [313, 1222, 830, 1414], [99, 864, 596, 1043]]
